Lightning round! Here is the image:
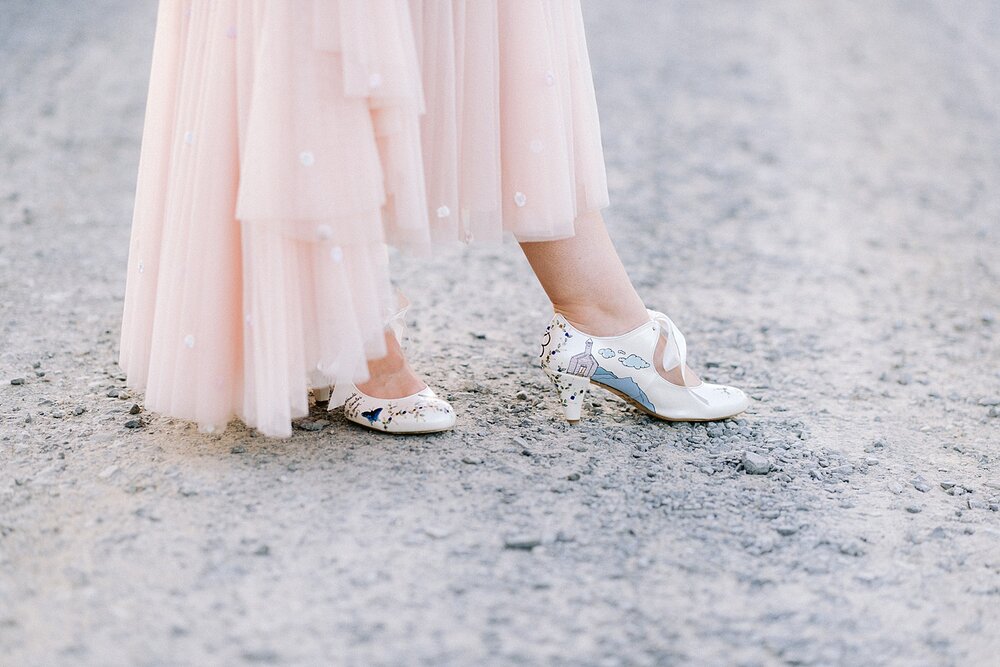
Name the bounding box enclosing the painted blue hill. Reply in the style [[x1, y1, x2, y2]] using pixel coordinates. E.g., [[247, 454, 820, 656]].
[[591, 367, 655, 413]]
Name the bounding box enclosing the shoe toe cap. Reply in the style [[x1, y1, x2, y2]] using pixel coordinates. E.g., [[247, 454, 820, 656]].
[[702, 383, 750, 419], [393, 397, 456, 433]]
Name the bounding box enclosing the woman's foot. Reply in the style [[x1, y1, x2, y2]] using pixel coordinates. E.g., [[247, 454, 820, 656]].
[[340, 330, 456, 434], [356, 331, 426, 399], [557, 306, 703, 387], [539, 309, 749, 422]]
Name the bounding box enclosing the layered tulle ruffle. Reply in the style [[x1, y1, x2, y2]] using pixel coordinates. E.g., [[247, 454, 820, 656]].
[[119, 0, 610, 437]]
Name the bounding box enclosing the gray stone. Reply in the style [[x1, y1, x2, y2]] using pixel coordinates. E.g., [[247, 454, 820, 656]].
[[297, 420, 326, 431], [124, 419, 143, 429], [10, 378, 25, 385], [911, 477, 932, 493], [839, 541, 865, 557], [97, 465, 119, 480], [504, 536, 542, 551], [742, 452, 771, 475]]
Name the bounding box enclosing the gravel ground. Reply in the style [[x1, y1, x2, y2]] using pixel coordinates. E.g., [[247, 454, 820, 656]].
[[2, 1, 999, 665]]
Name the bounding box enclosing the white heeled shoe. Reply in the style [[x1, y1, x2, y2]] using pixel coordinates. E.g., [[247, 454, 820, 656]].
[[339, 384, 456, 434], [539, 310, 750, 422]]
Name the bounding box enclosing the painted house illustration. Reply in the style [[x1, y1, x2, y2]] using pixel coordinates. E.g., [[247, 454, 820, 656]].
[[566, 338, 599, 377]]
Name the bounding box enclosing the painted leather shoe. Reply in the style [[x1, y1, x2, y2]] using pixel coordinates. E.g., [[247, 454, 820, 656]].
[[539, 310, 750, 422], [340, 384, 456, 434]]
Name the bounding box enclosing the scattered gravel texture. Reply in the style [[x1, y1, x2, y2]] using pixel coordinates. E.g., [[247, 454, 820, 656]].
[[2, 1, 999, 665]]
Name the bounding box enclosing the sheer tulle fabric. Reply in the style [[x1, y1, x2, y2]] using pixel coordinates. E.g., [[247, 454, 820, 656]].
[[119, 0, 610, 438]]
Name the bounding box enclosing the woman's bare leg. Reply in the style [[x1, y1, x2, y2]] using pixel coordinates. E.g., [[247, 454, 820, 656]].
[[519, 211, 648, 335], [358, 211, 696, 398], [520, 211, 698, 385]]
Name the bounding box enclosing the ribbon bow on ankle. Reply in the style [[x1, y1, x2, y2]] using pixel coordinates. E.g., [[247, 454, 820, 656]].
[[647, 309, 710, 406]]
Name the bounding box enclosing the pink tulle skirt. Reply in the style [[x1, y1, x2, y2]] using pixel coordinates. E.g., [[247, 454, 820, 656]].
[[119, 0, 610, 438]]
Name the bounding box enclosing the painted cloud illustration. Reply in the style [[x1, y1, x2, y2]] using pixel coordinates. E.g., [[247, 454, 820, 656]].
[[598, 348, 616, 359], [619, 354, 650, 369]]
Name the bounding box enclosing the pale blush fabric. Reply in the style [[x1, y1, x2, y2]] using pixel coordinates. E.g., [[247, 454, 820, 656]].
[[119, 0, 611, 438]]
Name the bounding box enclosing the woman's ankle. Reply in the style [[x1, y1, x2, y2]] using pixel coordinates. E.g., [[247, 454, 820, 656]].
[[554, 301, 649, 337]]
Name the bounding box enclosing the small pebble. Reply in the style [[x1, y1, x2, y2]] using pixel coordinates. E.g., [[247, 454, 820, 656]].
[[73, 405, 85, 415], [911, 477, 932, 493], [461, 456, 484, 465], [129, 404, 141, 415], [504, 536, 542, 551], [10, 378, 25, 385], [107, 388, 120, 398], [298, 420, 328, 432], [124, 419, 143, 429], [905, 505, 922, 514], [231, 445, 246, 454], [98, 465, 119, 479], [742, 451, 772, 475]]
